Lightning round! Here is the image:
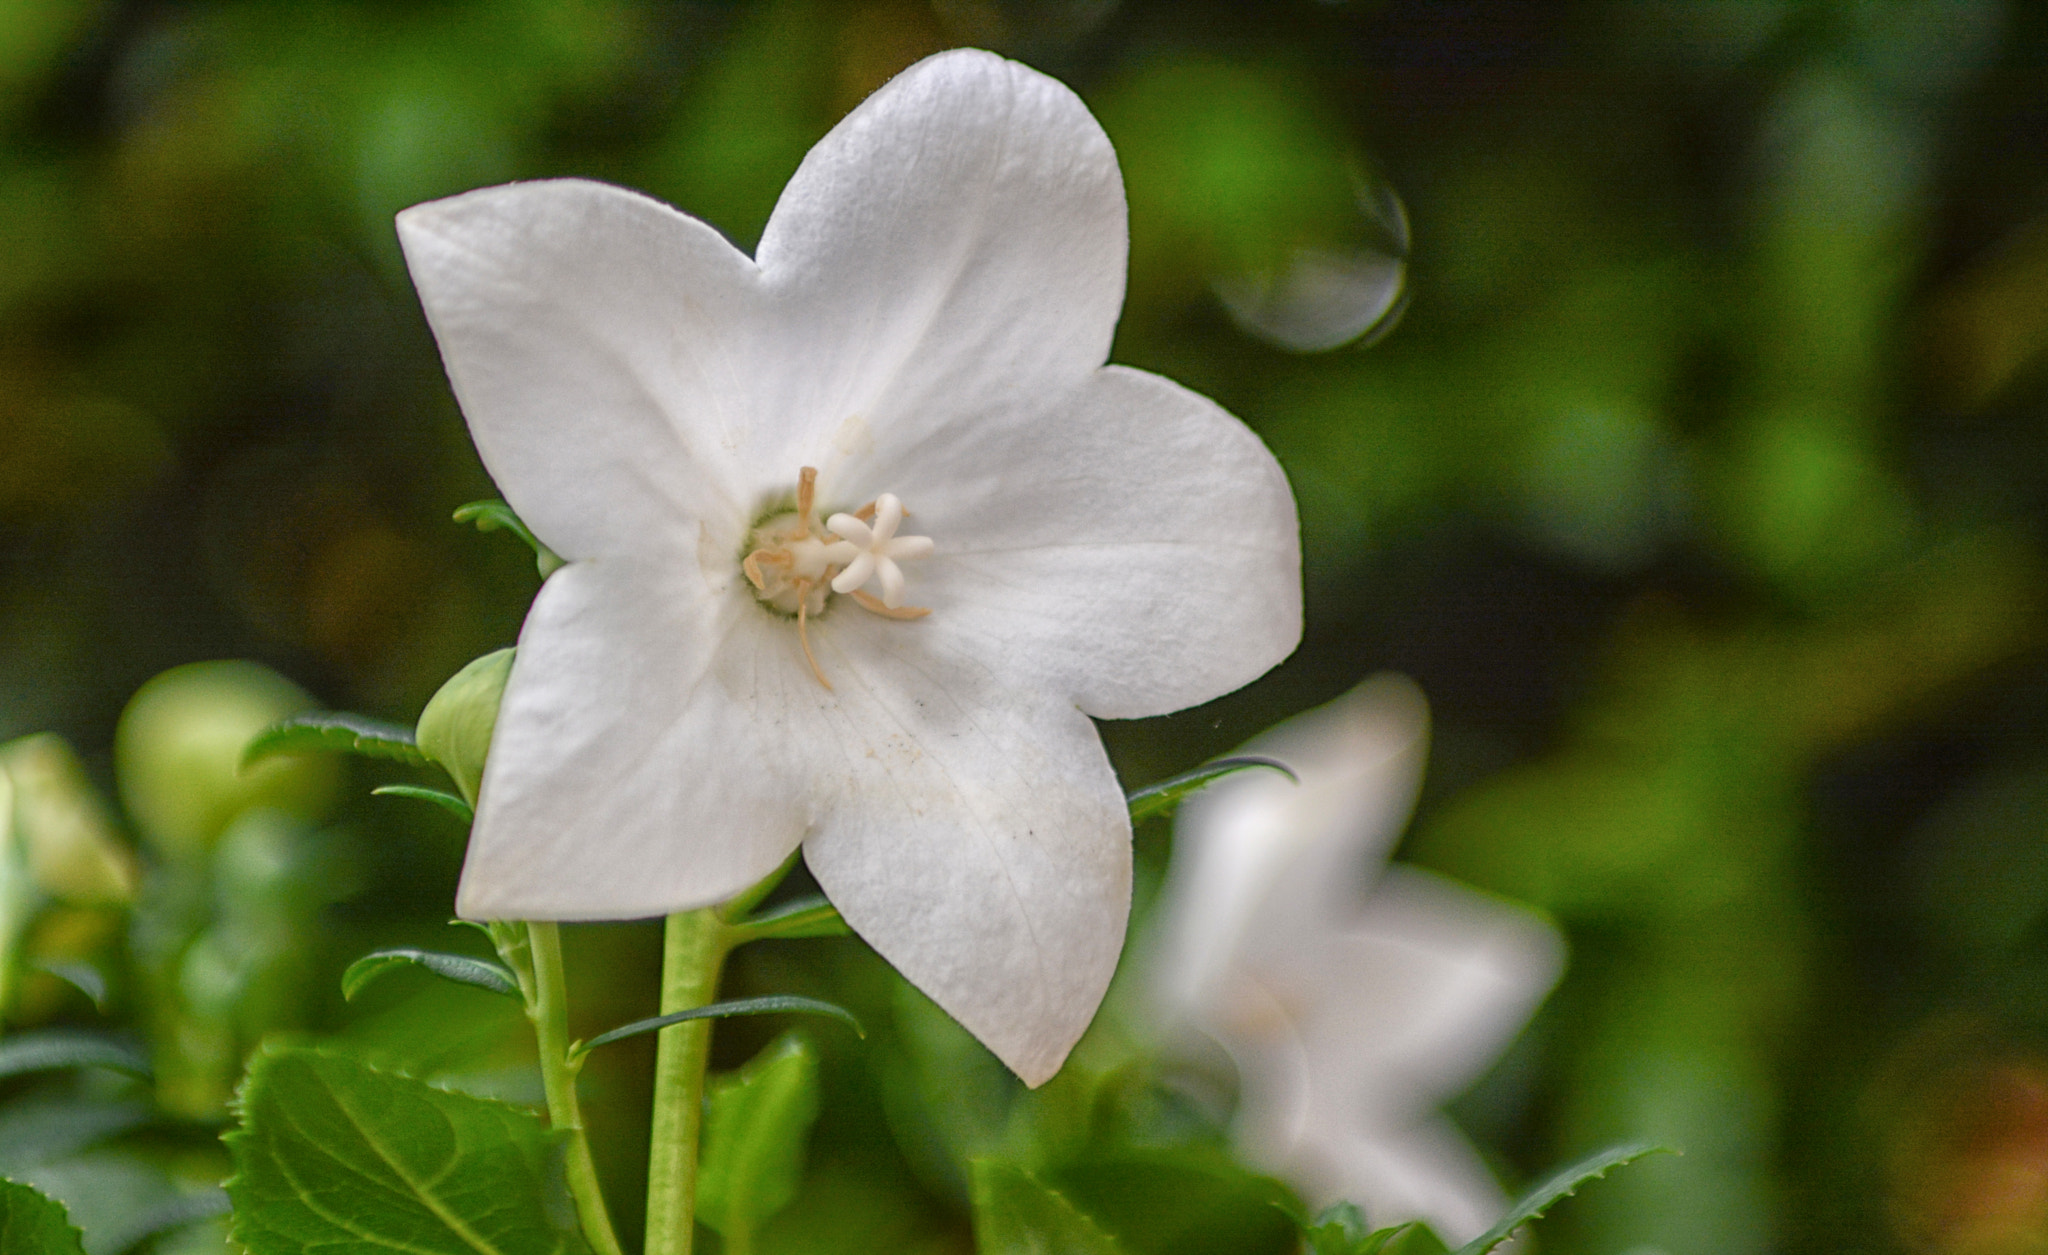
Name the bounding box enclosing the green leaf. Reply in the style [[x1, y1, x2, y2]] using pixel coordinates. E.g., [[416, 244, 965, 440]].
[[971, 1161, 1126, 1255], [241, 713, 428, 769], [341, 949, 521, 1001], [0, 1097, 152, 1178], [0, 1032, 149, 1081], [1126, 756, 1296, 823], [453, 500, 565, 578], [1289, 1202, 1433, 1255], [28, 962, 106, 1011], [1451, 1143, 1670, 1255], [697, 1034, 820, 1239], [730, 895, 852, 942], [0, 1179, 86, 1255], [226, 1046, 580, 1255], [370, 786, 475, 824], [572, 995, 862, 1058]]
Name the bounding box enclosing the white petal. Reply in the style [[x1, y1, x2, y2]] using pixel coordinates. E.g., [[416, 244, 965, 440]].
[[910, 365, 1300, 719], [1155, 675, 1429, 1015], [397, 180, 760, 562], [884, 535, 934, 561], [456, 559, 807, 920], [1288, 868, 1565, 1125], [795, 609, 1131, 1087], [1287, 1120, 1510, 1244], [1195, 975, 1508, 1244], [742, 50, 1127, 481]]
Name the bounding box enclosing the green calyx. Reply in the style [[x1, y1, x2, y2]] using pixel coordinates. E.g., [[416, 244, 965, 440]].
[[416, 648, 515, 809]]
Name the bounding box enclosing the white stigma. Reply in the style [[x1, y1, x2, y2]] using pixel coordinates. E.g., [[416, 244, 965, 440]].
[[826, 494, 935, 609]]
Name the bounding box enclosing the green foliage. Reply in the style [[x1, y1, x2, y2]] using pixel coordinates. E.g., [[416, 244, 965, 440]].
[[0, 1032, 149, 1082], [574, 995, 862, 1058], [729, 895, 851, 942], [117, 663, 342, 860], [1451, 1144, 1668, 1255], [242, 714, 429, 769], [415, 649, 516, 808], [0, 1180, 85, 1255], [1050, 1150, 1302, 1255], [26, 963, 105, 1011], [340, 949, 520, 1001], [369, 785, 474, 823], [226, 1046, 580, 1255], [698, 1033, 821, 1241], [1289, 1204, 1440, 1255], [972, 1161, 1126, 1255], [453, 500, 564, 578], [1125, 757, 1295, 823]]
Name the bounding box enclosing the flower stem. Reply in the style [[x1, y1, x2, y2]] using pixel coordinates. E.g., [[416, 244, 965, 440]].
[[644, 908, 731, 1255], [528, 922, 624, 1255]]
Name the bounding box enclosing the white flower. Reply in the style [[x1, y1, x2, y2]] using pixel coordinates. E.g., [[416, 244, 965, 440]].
[[1149, 676, 1563, 1241], [395, 49, 1301, 1085]]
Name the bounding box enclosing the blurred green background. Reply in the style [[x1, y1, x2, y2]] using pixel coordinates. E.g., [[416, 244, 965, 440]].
[[7, 0, 2048, 1252]]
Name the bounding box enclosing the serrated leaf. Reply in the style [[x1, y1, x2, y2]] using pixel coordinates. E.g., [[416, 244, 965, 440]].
[[0, 1179, 86, 1255], [226, 1047, 579, 1255], [573, 995, 862, 1058], [341, 949, 521, 1001], [29, 962, 106, 1011], [241, 713, 428, 769], [453, 501, 564, 578], [731, 895, 851, 942], [1125, 756, 1296, 823], [1451, 1143, 1669, 1255], [370, 786, 475, 823], [698, 1034, 820, 1239], [0, 1033, 148, 1081], [971, 1161, 1126, 1255]]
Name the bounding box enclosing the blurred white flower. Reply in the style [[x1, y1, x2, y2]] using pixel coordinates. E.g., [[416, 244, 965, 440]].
[[396, 49, 1301, 1085], [1150, 675, 1563, 1241]]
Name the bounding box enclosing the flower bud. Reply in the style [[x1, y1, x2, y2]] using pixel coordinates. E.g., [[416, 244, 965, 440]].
[[0, 734, 137, 905], [115, 661, 341, 861], [416, 648, 513, 808]]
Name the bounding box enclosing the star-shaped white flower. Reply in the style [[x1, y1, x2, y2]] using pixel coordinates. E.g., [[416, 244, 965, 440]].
[[1148, 676, 1563, 1241], [396, 49, 1301, 1086]]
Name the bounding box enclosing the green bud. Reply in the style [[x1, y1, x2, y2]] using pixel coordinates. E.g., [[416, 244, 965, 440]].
[[0, 734, 137, 905], [115, 661, 341, 861], [416, 648, 514, 808]]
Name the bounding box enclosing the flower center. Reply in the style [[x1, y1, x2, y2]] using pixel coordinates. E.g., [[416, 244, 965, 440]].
[[741, 466, 934, 688]]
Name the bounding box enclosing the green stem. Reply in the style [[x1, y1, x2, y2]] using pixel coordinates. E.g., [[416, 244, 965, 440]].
[[527, 922, 624, 1255], [644, 909, 731, 1255]]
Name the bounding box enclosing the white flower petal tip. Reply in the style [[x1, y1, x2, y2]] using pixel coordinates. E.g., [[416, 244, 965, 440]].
[[1145, 675, 1564, 1242], [1156, 673, 1429, 1012], [401, 48, 1301, 1086]]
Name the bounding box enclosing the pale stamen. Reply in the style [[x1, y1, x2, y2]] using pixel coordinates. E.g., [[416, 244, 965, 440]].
[[743, 470, 934, 688], [795, 578, 830, 690]]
